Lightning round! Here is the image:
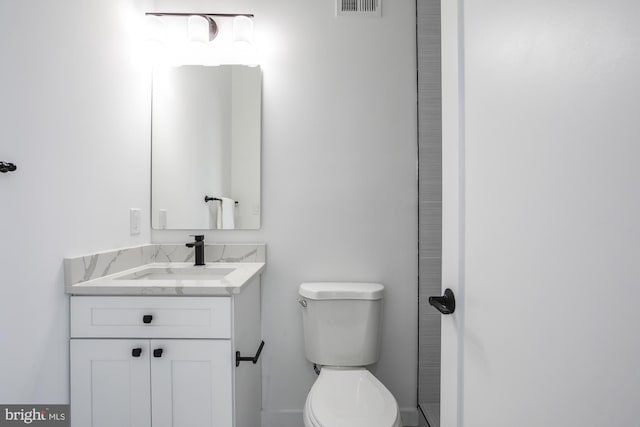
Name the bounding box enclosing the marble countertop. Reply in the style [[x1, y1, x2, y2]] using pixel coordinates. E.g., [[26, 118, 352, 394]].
[[65, 262, 265, 296]]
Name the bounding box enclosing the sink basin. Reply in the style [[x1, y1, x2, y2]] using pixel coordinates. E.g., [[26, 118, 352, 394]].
[[115, 266, 236, 281]]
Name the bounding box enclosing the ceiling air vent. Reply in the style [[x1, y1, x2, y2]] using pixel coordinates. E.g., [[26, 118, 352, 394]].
[[337, 0, 381, 17]]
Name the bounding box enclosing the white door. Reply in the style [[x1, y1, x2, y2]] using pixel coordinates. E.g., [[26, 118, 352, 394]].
[[440, 1, 640, 426], [151, 340, 233, 427], [70, 339, 151, 427]]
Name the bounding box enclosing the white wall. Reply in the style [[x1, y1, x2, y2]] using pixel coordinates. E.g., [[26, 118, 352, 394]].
[[151, 0, 419, 424], [0, 0, 418, 423], [0, 0, 152, 402]]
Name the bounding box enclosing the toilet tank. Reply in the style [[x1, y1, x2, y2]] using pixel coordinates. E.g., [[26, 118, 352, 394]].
[[298, 282, 384, 366]]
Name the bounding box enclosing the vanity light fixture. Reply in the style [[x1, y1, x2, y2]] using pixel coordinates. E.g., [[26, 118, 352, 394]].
[[145, 12, 254, 45], [144, 12, 256, 65]]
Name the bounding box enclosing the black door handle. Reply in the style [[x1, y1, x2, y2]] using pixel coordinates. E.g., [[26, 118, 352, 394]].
[[153, 348, 163, 358], [132, 348, 142, 358], [143, 315, 153, 324], [429, 288, 456, 314]]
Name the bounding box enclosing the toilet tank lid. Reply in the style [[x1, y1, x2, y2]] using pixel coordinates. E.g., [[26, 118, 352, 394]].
[[299, 282, 384, 300]]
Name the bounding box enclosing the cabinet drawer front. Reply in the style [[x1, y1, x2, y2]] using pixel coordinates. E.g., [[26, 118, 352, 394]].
[[71, 297, 231, 338]]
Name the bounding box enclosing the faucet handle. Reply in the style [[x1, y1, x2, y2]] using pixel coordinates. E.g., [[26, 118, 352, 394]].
[[189, 235, 205, 242]]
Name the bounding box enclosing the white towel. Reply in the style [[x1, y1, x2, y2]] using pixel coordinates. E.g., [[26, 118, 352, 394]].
[[207, 202, 219, 229], [219, 197, 236, 229]]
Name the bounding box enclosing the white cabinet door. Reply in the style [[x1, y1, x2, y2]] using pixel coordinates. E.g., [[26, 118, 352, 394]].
[[70, 339, 151, 427], [151, 340, 233, 427]]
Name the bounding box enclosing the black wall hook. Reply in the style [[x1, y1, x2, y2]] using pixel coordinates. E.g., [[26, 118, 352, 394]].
[[0, 162, 17, 173]]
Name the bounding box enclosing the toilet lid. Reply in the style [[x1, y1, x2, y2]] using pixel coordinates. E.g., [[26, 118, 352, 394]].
[[307, 368, 399, 427]]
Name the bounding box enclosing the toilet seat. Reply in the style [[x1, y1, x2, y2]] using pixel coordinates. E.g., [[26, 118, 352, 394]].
[[304, 367, 402, 427]]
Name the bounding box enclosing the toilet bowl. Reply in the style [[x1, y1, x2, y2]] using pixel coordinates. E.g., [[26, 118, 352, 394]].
[[298, 282, 402, 427], [303, 367, 402, 427]]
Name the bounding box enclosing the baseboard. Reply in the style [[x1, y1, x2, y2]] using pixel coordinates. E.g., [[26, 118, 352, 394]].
[[401, 407, 419, 426], [261, 408, 419, 427]]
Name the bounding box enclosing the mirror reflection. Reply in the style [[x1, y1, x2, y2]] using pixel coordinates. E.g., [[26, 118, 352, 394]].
[[151, 65, 261, 230]]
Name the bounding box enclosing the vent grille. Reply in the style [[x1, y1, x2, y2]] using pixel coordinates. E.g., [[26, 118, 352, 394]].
[[337, 0, 381, 17]]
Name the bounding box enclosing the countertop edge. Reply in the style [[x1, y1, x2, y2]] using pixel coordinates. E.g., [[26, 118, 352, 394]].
[[65, 262, 265, 296]]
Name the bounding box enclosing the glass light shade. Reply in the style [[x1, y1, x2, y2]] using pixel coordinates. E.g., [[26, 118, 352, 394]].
[[145, 15, 166, 43], [188, 15, 210, 44], [233, 16, 253, 47]]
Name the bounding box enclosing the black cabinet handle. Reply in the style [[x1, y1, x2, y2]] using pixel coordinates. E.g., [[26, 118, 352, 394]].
[[143, 315, 153, 324], [429, 288, 456, 314], [132, 348, 142, 358], [235, 341, 265, 367], [153, 348, 163, 358]]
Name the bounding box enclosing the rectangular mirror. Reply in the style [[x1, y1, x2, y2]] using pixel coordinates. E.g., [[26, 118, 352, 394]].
[[151, 65, 261, 230]]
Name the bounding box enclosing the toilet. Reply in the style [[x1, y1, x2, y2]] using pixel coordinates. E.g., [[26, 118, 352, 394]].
[[298, 282, 402, 427]]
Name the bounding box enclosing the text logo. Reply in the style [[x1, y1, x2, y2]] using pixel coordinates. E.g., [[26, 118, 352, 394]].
[[0, 406, 68, 427]]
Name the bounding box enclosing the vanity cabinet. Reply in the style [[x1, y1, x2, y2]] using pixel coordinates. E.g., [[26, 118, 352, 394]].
[[71, 339, 231, 427], [69, 279, 261, 427]]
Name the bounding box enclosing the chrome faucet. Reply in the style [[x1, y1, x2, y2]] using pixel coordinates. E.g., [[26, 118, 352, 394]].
[[185, 235, 205, 266]]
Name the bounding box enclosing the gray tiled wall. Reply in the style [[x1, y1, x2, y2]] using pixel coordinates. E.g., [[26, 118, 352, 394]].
[[417, 0, 442, 423]]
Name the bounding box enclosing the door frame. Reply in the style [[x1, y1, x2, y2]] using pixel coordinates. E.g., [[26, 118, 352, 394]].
[[440, 0, 464, 425]]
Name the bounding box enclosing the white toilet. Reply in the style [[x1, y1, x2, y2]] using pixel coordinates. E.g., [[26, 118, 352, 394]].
[[298, 282, 402, 427]]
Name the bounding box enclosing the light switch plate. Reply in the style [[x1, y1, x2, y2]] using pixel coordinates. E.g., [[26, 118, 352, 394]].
[[130, 208, 141, 235]]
